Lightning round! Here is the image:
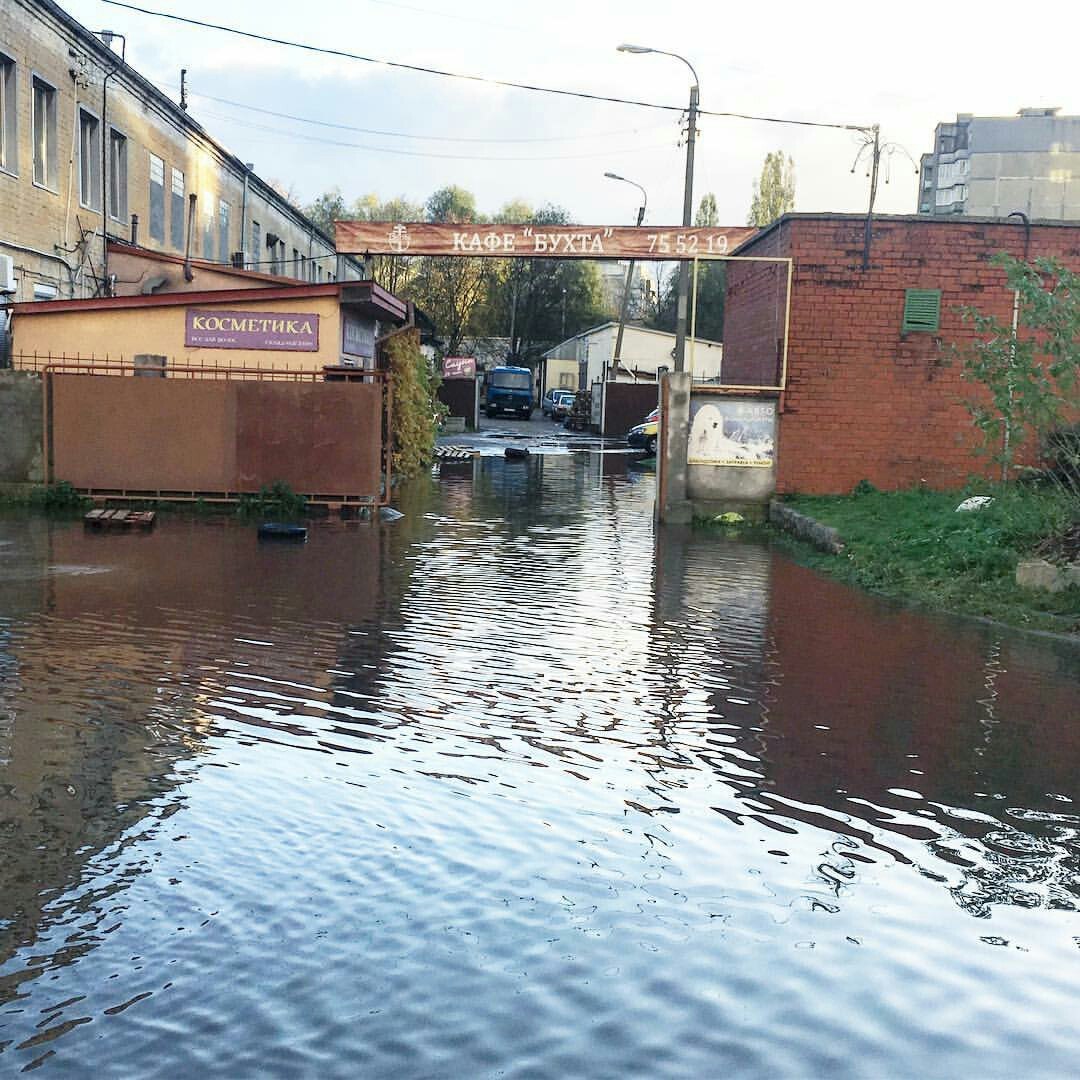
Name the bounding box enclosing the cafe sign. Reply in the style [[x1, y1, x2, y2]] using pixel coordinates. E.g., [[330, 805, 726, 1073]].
[[336, 221, 757, 260], [185, 309, 320, 351]]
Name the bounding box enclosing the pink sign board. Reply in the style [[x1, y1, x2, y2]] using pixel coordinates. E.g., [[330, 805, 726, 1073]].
[[185, 309, 320, 351], [442, 356, 477, 379]]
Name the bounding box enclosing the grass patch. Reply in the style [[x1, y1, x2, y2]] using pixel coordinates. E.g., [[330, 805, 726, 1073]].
[[0, 481, 90, 512], [776, 484, 1079, 634]]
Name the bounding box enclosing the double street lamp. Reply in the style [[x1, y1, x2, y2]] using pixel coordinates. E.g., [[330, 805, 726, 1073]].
[[603, 171, 648, 380], [617, 45, 699, 373]]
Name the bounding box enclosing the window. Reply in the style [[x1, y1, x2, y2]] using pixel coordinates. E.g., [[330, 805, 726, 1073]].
[[292, 248, 300, 277], [902, 289, 942, 333], [218, 199, 230, 263], [32, 75, 57, 188], [108, 129, 127, 220], [148, 153, 165, 242], [0, 52, 16, 175], [78, 108, 101, 209], [251, 221, 261, 269], [203, 204, 214, 260], [170, 168, 184, 249]]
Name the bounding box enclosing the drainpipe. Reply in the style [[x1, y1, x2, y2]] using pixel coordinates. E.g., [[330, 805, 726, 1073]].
[[96, 32, 126, 295], [1003, 211, 1031, 482], [240, 162, 252, 267]]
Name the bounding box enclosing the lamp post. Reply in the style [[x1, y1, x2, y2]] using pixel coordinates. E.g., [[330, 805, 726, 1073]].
[[617, 45, 698, 372], [603, 171, 647, 382]]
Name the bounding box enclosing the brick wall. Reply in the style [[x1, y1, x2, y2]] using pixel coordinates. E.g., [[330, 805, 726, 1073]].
[[1, 0, 348, 305], [726, 214, 1080, 494], [721, 224, 789, 387]]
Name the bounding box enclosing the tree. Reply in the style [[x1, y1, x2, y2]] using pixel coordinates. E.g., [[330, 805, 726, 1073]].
[[471, 203, 607, 360], [695, 193, 719, 227], [748, 152, 795, 227], [407, 187, 490, 356], [957, 254, 1080, 484], [304, 188, 348, 235]]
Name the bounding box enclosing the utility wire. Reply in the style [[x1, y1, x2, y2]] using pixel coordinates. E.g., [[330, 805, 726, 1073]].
[[102, 0, 871, 131], [101, 0, 687, 113], [161, 84, 667, 144], [193, 106, 674, 161]]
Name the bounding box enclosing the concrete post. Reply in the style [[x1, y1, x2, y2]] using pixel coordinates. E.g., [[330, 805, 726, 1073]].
[[656, 371, 693, 524]]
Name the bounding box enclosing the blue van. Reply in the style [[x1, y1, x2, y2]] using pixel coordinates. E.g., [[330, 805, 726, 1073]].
[[485, 366, 534, 419]]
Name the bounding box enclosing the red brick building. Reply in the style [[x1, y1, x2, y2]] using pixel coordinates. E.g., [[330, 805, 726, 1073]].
[[722, 213, 1080, 494]]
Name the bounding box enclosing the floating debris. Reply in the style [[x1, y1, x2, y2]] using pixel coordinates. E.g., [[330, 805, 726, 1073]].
[[84, 509, 156, 531], [257, 523, 308, 541]]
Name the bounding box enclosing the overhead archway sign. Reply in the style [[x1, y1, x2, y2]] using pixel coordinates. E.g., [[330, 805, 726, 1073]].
[[335, 221, 757, 259]]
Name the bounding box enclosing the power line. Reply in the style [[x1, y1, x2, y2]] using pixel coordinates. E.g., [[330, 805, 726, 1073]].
[[102, 0, 871, 132], [161, 83, 668, 144], [101, 0, 687, 113], [193, 105, 675, 161]]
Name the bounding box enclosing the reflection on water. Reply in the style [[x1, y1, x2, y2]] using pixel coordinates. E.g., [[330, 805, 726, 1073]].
[[1, 454, 1078, 1077]]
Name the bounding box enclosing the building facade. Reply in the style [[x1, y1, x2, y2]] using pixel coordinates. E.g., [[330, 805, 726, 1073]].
[[0, 0, 359, 306], [723, 213, 1080, 495], [918, 108, 1080, 219], [543, 322, 723, 393]]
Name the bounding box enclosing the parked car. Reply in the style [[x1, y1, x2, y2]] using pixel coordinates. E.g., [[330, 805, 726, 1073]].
[[541, 388, 576, 419], [627, 407, 659, 455], [551, 390, 575, 420]]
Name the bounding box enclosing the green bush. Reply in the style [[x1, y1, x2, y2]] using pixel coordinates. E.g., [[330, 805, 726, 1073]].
[[237, 481, 307, 518], [26, 481, 89, 511]]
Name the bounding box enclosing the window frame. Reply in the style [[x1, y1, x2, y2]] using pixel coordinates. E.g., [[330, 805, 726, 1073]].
[[107, 125, 128, 222], [169, 167, 185, 250], [77, 104, 102, 211], [148, 151, 166, 243], [218, 198, 231, 264], [31, 71, 59, 192], [0, 51, 17, 177]]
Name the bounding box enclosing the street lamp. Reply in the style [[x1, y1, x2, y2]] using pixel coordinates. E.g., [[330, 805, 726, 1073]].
[[603, 172, 648, 380], [616, 45, 699, 373]]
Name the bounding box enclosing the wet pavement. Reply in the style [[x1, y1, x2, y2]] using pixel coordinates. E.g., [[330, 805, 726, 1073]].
[[1, 454, 1079, 1077]]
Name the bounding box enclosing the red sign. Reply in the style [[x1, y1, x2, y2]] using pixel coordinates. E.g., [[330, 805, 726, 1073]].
[[336, 221, 756, 260], [442, 356, 476, 379], [185, 309, 320, 351]]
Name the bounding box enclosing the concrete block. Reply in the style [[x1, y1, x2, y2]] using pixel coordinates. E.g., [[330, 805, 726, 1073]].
[[0, 371, 44, 484], [1016, 559, 1080, 593], [768, 500, 845, 554]]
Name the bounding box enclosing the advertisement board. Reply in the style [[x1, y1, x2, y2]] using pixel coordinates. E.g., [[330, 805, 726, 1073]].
[[184, 309, 320, 351], [687, 399, 776, 468]]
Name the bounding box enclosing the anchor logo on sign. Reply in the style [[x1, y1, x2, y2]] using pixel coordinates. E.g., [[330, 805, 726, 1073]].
[[388, 224, 411, 253]]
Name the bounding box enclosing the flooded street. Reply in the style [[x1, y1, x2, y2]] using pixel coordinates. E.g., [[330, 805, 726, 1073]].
[[1, 454, 1079, 1078]]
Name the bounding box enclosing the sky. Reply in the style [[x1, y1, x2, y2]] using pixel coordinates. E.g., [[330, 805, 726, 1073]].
[[63, 0, 1080, 228]]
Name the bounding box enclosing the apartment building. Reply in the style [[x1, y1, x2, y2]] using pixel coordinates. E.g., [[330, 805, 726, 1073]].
[[918, 108, 1080, 219], [0, 0, 359, 305]]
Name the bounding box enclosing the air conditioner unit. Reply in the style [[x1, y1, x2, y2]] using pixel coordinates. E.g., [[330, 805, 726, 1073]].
[[0, 255, 16, 295]]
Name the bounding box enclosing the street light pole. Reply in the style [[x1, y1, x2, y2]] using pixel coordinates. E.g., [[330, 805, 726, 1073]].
[[617, 45, 699, 372], [604, 172, 648, 382]]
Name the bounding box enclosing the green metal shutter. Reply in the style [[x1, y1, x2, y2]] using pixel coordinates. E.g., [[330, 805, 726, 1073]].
[[902, 288, 942, 333]]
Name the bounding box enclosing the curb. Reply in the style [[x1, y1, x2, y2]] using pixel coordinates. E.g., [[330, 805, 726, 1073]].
[[768, 500, 845, 555]]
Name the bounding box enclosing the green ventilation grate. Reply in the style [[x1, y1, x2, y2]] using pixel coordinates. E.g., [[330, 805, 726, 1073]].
[[902, 288, 942, 333]]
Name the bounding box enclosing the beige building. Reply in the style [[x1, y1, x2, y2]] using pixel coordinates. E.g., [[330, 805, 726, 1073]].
[[542, 321, 724, 392], [0, 0, 359, 308]]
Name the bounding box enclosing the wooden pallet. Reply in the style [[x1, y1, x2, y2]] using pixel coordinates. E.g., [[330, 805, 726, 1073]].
[[434, 445, 478, 460], [84, 509, 157, 530]]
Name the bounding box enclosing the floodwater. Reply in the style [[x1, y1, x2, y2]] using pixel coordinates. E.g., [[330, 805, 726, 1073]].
[[1, 454, 1078, 1079]]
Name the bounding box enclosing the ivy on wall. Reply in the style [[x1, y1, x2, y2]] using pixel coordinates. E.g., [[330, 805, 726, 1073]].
[[383, 328, 444, 479]]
